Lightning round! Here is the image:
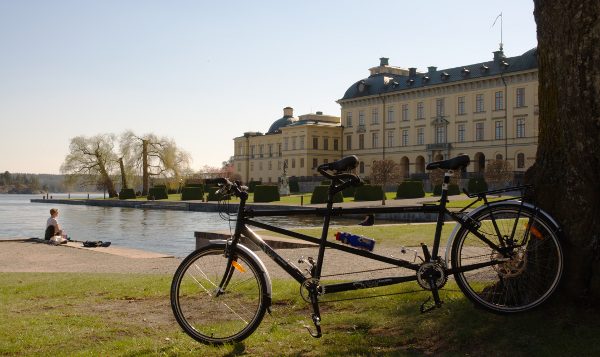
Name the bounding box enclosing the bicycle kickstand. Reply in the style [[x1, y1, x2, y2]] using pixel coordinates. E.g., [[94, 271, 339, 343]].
[[420, 280, 443, 314], [303, 285, 322, 338]]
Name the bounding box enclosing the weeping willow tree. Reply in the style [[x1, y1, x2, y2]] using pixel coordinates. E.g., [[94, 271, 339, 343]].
[[60, 134, 118, 197], [120, 131, 191, 196], [528, 0, 600, 300]]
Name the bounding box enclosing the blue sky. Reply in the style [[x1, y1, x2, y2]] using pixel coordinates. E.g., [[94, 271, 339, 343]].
[[0, 0, 537, 174]]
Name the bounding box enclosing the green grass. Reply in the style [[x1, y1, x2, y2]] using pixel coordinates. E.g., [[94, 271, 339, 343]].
[[0, 273, 597, 356]]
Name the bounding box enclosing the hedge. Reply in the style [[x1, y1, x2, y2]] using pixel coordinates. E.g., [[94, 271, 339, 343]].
[[248, 181, 262, 193], [119, 188, 136, 200], [310, 186, 343, 204], [396, 181, 425, 199], [342, 185, 356, 198], [289, 180, 300, 193], [467, 177, 488, 194], [253, 185, 280, 203], [147, 187, 168, 200], [181, 187, 204, 201], [433, 183, 461, 196], [354, 185, 384, 201]]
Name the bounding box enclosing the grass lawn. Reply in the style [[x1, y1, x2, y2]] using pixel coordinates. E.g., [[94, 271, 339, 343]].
[[0, 273, 597, 356]]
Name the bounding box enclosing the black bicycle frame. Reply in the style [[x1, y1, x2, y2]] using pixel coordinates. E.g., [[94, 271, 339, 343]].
[[224, 173, 506, 297]]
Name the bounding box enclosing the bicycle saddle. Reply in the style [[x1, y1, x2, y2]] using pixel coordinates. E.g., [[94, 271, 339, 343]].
[[318, 155, 359, 172], [426, 155, 470, 171]]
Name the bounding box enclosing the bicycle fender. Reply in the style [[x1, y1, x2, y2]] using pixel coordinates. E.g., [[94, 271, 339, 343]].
[[443, 200, 560, 264]]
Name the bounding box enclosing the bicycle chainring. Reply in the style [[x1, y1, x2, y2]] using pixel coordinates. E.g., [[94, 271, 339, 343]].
[[416, 261, 448, 290], [300, 278, 322, 303]]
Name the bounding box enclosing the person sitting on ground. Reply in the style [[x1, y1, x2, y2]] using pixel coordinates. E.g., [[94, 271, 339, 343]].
[[44, 208, 64, 240]]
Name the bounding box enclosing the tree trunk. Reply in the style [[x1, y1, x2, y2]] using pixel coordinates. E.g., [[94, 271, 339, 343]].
[[118, 157, 127, 190], [142, 140, 149, 196], [96, 157, 118, 198], [528, 0, 600, 300]]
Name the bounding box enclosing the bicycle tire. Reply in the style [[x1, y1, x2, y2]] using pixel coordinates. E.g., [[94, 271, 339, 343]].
[[171, 242, 269, 344], [451, 203, 563, 313]]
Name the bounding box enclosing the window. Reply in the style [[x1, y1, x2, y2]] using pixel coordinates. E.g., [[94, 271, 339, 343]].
[[402, 104, 409, 121], [312, 137, 318, 149], [457, 124, 465, 143], [358, 110, 365, 126], [436, 98, 445, 116], [359, 134, 365, 149], [416, 102, 424, 119], [259, 162, 263, 170], [268, 161, 272, 170], [436, 126, 446, 144], [291, 137, 296, 150], [495, 91, 504, 110], [402, 129, 409, 146], [260, 145, 264, 157], [372, 132, 379, 148], [250, 162, 254, 171], [516, 88, 525, 107], [323, 138, 328, 150], [387, 106, 394, 123], [359, 162, 365, 174], [457, 96, 465, 115], [372, 108, 379, 124], [278, 161, 281, 170], [496, 154, 503, 160], [346, 112, 353, 127], [291, 159, 295, 168], [300, 158, 304, 168], [277, 143, 282, 156], [324, 159, 328, 164], [237, 163, 241, 172], [268, 144, 273, 157], [250, 145, 255, 158], [517, 153, 525, 168], [346, 135, 352, 150], [312, 158, 318, 168], [299, 136, 305, 149], [495, 120, 504, 140], [516, 118, 526, 138], [283, 138, 289, 151], [387, 131, 394, 147], [476, 122, 485, 141], [476, 94, 484, 112], [417, 127, 424, 145], [333, 139, 339, 151]]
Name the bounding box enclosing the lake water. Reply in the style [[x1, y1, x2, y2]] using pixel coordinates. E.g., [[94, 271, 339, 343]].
[[0, 194, 338, 257]]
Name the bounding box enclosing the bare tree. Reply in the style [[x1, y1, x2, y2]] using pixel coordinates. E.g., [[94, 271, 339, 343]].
[[484, 159, 513, 190], [120, 131, 191, 195], [370, 159, 401, 205], [527, 0, 600, 300], [60, 134, 118, 197]]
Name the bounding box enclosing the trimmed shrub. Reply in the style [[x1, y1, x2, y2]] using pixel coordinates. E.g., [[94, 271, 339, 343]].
[[254, 185, 280, 203], [354, 185, 384, 201], [186, 183, 204, 188], [119, 188, 136, 200], [342, 185, 356, 198], [433, 183, 461, 196], [181, 187, 204, 201], [206, 186, 221, 201], [147, 187, 168, 200], [310, 186, 343, 204], [289, 179, 300, 193], [248, 181, 262, 193], [321, 180, 332, 186], [467, 177, 488, 194], [396, 181, 425, 199]]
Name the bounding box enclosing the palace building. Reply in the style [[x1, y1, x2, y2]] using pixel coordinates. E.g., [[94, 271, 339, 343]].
[[233, 48, 539, 184], [232, 107, 342, 184], [338, 48, 538, 178]]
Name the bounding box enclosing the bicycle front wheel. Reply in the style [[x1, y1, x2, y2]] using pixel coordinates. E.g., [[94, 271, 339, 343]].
[[451, 204, 563, 313], [171, 243, 268, 344]]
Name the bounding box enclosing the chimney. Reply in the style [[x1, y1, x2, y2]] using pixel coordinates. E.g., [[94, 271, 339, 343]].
[[316, 111, 323, 115], [428, 66, 437, 73], [493, 50, 505, 62], [408, 67, 417, 77], [379, 57, 389, 66], [283, 107, 293, 117]]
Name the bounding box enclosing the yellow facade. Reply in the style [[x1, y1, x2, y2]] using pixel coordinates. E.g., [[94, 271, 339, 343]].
[[233, 108, 342, 183]]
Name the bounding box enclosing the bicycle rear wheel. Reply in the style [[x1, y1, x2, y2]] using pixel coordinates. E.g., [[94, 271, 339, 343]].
[[451, 204, 563, 313], [171, 243, 268, 344]]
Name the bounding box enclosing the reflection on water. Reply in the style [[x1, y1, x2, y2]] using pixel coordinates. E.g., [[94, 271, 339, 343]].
[[0, 194, 361, 257]]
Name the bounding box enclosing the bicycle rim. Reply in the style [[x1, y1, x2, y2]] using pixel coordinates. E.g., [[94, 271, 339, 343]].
[[171, 245, 267, 344], [452, 205, 563, 313]]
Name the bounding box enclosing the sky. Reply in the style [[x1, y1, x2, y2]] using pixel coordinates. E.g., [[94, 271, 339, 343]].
[[0, 0, 538, 174]]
